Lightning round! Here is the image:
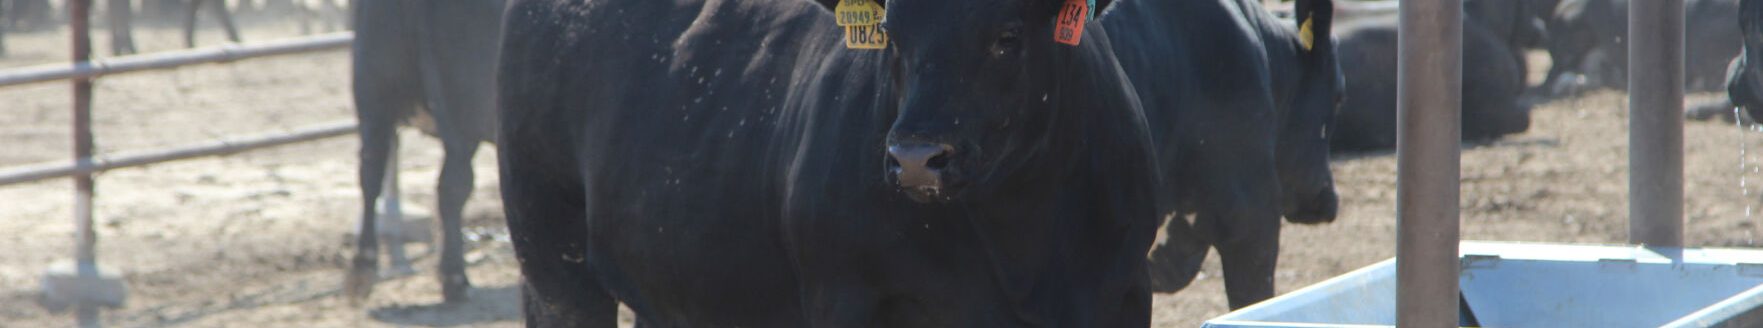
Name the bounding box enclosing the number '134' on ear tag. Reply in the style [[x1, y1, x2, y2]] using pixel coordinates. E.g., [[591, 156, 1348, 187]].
[[837, 0, 888, 49], [1054, 0, 1089, 46]]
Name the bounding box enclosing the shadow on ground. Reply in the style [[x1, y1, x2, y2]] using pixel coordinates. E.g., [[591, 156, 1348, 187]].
[[369, 285, 521, 327]]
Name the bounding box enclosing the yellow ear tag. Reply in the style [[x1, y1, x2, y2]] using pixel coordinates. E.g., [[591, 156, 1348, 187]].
[[1298, 13, 1315, 51], [836, 0, 888, 49], [834, 0, 884, 27], [845, 24, 889, 49]]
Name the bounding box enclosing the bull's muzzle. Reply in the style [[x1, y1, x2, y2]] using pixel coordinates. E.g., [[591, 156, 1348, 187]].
[[886, 142, 954, 202]]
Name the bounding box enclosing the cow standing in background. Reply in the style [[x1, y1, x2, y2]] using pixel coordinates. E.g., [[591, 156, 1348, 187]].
[[1105, 0, 1344, 309], [1, 0, 7, 56], [341, 0, 503, 304], [182, 0, 241, 48], [103, 0, 240, 55], [6, 0, 52, 32], [109, 0, 137, 55], [499, 0, 1163, 325]]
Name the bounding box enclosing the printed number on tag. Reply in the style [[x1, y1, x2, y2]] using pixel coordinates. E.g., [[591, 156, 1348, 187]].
[[1055, 0, 1088, 46], [845, 25, 889, 49], [835, 0, 885, 27]]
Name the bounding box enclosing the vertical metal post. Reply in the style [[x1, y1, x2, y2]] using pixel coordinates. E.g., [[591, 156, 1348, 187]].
[[1396, 0, 1462, 326], [1629, 0, 1685, 247], [69, 0, 100, 327]]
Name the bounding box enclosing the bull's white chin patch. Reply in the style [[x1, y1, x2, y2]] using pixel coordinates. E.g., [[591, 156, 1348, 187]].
[[902, 186, 948, 203]]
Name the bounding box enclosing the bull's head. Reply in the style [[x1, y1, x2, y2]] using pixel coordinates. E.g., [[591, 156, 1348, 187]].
[[1278, 0, 1341, 224], [1736, 0, 1763, 120], [848, 0, 1120, 203]]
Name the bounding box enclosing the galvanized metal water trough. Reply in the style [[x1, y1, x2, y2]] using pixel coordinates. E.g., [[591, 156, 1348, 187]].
[[1203, 241, 1763, 328]]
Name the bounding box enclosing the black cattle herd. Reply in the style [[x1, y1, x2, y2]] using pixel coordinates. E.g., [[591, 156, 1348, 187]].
[[10, 0, 1763, 326]]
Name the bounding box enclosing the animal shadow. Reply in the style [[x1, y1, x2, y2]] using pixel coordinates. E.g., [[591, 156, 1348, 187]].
[[368, 285, 521, 327]]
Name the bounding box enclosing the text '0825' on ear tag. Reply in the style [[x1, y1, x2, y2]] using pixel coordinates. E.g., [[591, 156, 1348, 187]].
[[1054, 0, 1089, 46], [845, 25, 888, 49], [837, 0, 887, 49]]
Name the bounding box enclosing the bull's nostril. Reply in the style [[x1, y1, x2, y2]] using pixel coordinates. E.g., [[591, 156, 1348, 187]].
[[925, 152, 950, 170], [886, 142, 954, 189]]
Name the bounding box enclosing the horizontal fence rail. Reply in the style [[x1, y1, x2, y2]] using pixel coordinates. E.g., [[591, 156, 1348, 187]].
[[0, 32, 357, 187], [0, 32, 352, 88], [0, 121, 357, 186]]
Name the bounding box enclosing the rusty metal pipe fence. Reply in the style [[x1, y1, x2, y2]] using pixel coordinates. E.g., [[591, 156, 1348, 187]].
[[0, 33, 357, 186], [5, 3, 356, 326]]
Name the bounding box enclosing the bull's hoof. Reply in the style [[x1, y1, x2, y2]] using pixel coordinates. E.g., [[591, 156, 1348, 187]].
[[1146, 244, 1207, 293], [441, 274, 472, 304], [342, 259, 379, 306], [1147, 262, 1200, 293]]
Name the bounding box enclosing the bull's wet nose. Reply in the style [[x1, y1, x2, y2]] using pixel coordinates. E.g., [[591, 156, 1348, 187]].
[[886, 142, 954, 190]]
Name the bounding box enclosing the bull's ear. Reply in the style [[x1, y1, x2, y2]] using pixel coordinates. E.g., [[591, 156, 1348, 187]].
[[811, 0, 886, 13], [1294, 0, 1334, 52], [811, 0, 841, 12], [1037, 0, 1116, 20], [1744, 0, 1763, 35]]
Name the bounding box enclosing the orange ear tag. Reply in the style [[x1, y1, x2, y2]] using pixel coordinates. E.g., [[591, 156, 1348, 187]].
[[1054, 0, 1089, 46]]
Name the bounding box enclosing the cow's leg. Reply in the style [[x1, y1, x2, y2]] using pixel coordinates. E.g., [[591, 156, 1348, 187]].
[[501, 151, 613, 326], [182, 0, 200, 48], [433, 136, 478, 303], [106, 0, 135, 55], [343, 93, 398, 305], [377, 136, 416, 275], [1146, 212, 1210, 293], [1210, 205, 1281, 309], [1192, 149, 1282, 309], [209, 0, 241, 43], [1, 0, 8, 56]]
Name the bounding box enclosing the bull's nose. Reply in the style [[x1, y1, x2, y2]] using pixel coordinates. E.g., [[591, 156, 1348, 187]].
[[886, 142, 954, 190]]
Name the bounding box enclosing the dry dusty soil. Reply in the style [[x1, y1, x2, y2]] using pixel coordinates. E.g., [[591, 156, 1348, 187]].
[[5, 15, 1763, 328]]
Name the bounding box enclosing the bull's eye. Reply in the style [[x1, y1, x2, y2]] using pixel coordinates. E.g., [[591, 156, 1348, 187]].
[[992, 25, 1022, 57]]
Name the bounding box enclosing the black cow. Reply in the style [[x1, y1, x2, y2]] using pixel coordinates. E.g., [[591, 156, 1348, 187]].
[[6, 0, 52, 32], [104, 0, 241, 55], [1543, 0, 1742, 97], [340, 0, 503, 304], [181, 0, 242, 48], [1105, 0, 1342, 309], [1464, 0, 1552, 82], [1331, 15, 1532, 151], [1725, 0, 1763, 122], [499, 0, 1161, 326]]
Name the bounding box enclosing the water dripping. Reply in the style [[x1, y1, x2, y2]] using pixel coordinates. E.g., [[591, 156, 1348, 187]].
[[1743, 106, 1757, 222]]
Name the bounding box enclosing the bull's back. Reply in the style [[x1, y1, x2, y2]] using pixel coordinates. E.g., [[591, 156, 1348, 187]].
[[498, 0, 836, 325]]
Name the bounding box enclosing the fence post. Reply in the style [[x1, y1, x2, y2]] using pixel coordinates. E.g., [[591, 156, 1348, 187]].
[[1629, 0, 1685, 248], [1396, 0, 1463, 326]]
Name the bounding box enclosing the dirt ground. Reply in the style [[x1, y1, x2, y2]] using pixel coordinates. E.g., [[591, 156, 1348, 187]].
[[5, 16, 1763, 328]]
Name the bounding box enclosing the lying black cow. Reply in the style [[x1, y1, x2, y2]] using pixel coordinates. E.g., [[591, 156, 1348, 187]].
[[500, 0, 1161, 326], [1465, 0, 1552, 76], [1330, 15, 1532, 152], [341, 0, 503, 304], [1543, 0, 1742, 97], [1105, 0, 1342, 309]]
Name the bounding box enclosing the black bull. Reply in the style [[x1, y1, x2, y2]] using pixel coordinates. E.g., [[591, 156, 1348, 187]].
[[342, 0, 504, 305], [1729, 0, 1763, 121], [499, 0, 1159, 326], [1107, 0, 1343, 309]]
